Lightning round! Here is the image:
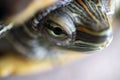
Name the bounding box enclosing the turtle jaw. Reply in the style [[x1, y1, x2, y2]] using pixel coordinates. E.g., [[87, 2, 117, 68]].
[[53, 32, 113, 52], [63, 38, 113, 52]]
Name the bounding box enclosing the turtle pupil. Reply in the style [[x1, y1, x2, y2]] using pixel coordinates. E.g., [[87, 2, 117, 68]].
[[53, 27, 63, 35]]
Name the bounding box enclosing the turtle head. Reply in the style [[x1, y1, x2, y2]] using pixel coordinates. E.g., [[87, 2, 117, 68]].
[[40, 0, 113, 51]]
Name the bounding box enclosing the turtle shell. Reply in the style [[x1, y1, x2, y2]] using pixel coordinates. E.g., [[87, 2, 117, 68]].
[[0, 0, 58, 25], [0, 0, 114, 25]]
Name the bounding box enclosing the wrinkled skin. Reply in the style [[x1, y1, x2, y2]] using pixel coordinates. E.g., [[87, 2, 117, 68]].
[[0, 0, 114, 59]]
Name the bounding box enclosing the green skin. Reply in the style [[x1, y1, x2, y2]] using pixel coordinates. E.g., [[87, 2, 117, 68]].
[[0, 0, 113, 59], [40, 0, 113, 51]]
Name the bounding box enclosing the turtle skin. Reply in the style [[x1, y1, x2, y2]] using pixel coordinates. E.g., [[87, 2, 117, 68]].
[[2, 0, 113, 59], [0, 0, 80, 77], [0, 0, 114, 77]]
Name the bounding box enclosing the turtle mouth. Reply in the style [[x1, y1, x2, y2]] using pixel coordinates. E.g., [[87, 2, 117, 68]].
[[60, 34, 113, 52]]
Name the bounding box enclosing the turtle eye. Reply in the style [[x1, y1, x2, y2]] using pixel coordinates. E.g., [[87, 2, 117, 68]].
[[45, 20, 67, 40], [41, 12, 75, 46]]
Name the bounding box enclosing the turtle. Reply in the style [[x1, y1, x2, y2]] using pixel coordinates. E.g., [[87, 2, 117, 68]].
[[0, 0, 114, 60]]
